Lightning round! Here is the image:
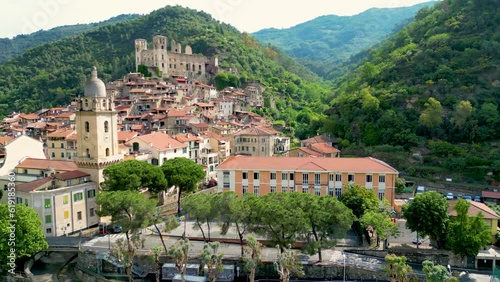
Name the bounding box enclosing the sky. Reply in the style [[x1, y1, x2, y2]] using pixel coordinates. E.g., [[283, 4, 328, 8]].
[[1, 0, 434, 39]]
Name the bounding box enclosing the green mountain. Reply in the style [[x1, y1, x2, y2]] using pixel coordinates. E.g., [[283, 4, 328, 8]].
[[0, 14, 140, 64], [252, 2, 437, 77], [0, 5, 329, 139], [324, 0, 500, 185]]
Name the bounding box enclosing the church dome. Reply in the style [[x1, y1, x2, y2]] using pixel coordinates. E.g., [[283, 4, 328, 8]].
[[84, 67, 107, 97]]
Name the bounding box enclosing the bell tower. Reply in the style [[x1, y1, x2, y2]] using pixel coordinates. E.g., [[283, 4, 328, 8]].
[[75, 67, 123, 185]]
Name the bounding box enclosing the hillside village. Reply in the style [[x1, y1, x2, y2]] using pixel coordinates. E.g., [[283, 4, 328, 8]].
[[0, 36, 365, 238]]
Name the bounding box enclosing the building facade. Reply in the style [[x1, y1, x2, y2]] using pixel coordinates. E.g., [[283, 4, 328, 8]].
[[233, 127, 290, 157], [216, 156, 398, 205]]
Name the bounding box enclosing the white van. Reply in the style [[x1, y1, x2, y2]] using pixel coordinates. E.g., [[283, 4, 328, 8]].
[[416, 186, 425, 194]]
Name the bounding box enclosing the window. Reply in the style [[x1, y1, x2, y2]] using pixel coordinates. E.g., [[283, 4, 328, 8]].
[[60, 152, 64, 158], [328, 187, 334, 196], [86, 148, 90, 158], [336, 174, 342, 182], [253, 172, 259, 180], [242, 172, 248, 180], [133, 142, 139, 151], [253, 186, 260, 196], [302, 173, 309, 185], [45, 215, 52, 224], [378, 191, 385, 201], [242, 186, 248, 194], [282, 186, 288, 193], [335, 188, 342, 198], [66, 180, 72, 186], [64, 210, 69, 219], [183, 147, 187, 154], [63, 195, 69, 205], [77, 211, 82, 221], [46, 228, 52, 234], [44, 199, 51, 209], [379, 175, 386, 183], [105, 148, 110, 157], [104, 121, 109, 133], [290, 186, 295, 192], [348, 174, 354, 183], [282, 173, 288, 181], [315, 187, 321, 196], [84, 99, 89, 108], [90, 208, 95, 217], [329, 174, 334, 181], [271, 186, 276, 193], [60, 143, 64, 148], [51, 152, 55, 158], [16, 197, 23, 204], [366, 175, 373, 183], [314, 173, 321, 185], [290, 173, 294, 181], [270, 173, 276, 180], [51, 143, 55, 148], [74, 192, 83, 202], [87, 189, 96, 198], [85, 121, 89, 133], [223, 172, 230, 188], [302, 186, 308, 193]]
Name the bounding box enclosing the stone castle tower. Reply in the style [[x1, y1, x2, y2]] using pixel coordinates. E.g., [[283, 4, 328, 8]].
[[135, 35, 218, 79], [75, 67, 123, 185]]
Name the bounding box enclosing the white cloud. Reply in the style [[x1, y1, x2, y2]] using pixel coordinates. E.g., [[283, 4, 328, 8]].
[[1, 0, 434, 38]]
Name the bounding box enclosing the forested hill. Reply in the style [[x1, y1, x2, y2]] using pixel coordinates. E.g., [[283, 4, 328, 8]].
[[252, 2, 436, 77], [0, 5, 329, 139], [324, 0, 500, 184], [0, 14, 140, 64]]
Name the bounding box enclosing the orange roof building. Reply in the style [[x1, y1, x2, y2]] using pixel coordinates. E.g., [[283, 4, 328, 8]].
[[216, 155, 398, 205]]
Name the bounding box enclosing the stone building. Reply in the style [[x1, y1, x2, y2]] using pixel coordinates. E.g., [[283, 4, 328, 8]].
[[135, 35, 218, 80]]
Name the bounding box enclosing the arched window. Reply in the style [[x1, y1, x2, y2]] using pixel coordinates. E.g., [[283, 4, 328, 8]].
[[85, 99, 89, 108], [85, 121, 89, 133], [104, 121, 109, 133], [105, 148, 110, 157], [86, 148, 90, 158], [102, 99, 106, 108]]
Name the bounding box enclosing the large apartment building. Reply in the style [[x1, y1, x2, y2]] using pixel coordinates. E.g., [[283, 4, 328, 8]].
[[216, 156, 398, 205]]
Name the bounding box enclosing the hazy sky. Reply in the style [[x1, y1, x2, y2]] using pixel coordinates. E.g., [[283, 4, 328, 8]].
[[1, 0, 433, 38]]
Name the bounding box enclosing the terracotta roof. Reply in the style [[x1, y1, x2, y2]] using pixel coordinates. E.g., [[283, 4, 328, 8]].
[[195, 103, 215, 108], [167, 109, 186, 117], [54, 112, 75, 118], [47, 128, 75, 138], [118, 131, 139, 142], [54, 170, 90, 181], [448, 200, 500, 220], [130, 88, 149, 93], [217, 156, 398, 173], [19, 113, 40, 120], [290, 147, 323, 157], [200, 131, 226, 142], [131, 132, 187, 151], [309, 143, 340, 154], [66, 133, 77, 141], [482, 191, 500, 199], [25, 122, 47, 129], [191, 123, 209, 128], [17, 158, 78, 171], [0, 136, 15, 145], [302, 134, 337, 145], [174, 133, 200, 143], [16, 177, 51, 192]]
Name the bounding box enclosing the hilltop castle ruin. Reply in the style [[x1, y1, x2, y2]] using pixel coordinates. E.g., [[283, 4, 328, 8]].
[[135, 35, 218, 80]]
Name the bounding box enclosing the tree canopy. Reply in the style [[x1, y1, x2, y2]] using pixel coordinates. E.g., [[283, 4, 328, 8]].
[[0, 204, 48, 267], [102, 160, 168, 193], [161, 157, 205, 214], [402, 191, 449, 248]]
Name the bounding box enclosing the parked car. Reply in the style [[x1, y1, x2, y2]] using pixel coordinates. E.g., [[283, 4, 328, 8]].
[[457, 193, 463, 199], [110, 224, 122, 233], [412, 236, 425, 245], [474, 195, 481, 202], [416, 186, 425, 195], [446, 192, 454, 200], [464, 195, 472, 201]]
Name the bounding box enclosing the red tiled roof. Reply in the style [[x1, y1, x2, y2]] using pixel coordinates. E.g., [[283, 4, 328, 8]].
[[302, 134, 337, 145], [17, 158, 78, 171], [118, 131, 139, 142], [54, 112, 75, 118], [16, 177, 51, 192], [174, 133, 200, 143], [235, 126, 279, 136], [47, 128, 75, 138], [448, 200, 500, 220], [0, 136, 15, 145], [309, 143, 340, 154], [54, 170, 90, 181], [482, 191, 500, 199], [167, 109, 186, 117], [19, 113, 40, 120], [217, 156, 398, 173], [131, 132, 187, 151]]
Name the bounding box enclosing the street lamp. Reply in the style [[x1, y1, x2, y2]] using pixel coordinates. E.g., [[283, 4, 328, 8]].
[[342, 252, 346, 282]]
